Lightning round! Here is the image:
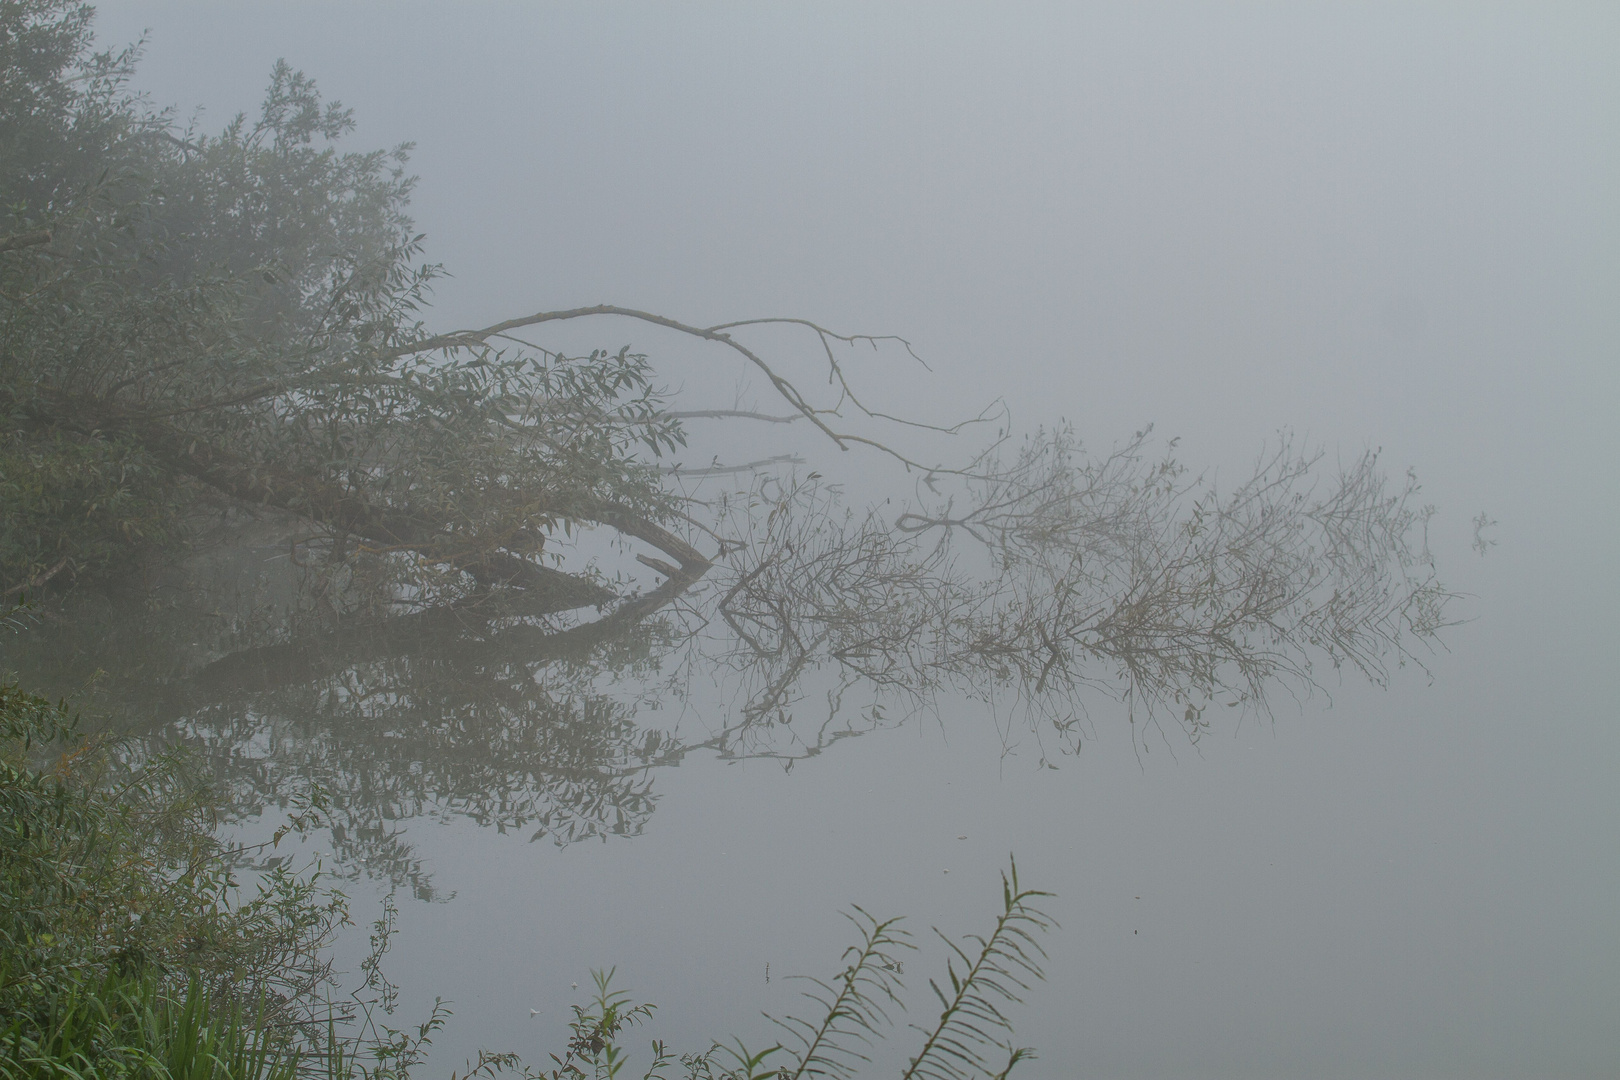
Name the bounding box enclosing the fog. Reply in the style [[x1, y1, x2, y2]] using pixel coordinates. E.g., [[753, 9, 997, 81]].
[[82, 3, 1620, 1077]]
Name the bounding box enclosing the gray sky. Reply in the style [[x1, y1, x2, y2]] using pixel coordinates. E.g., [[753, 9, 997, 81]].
[[92, 4, 1619, 1077]]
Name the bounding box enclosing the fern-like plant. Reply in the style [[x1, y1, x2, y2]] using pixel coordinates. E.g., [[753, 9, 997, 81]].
[[898, 859, 1053, 1080], [768, 907, 913, 1079], [755, 857, 1053, 1080]]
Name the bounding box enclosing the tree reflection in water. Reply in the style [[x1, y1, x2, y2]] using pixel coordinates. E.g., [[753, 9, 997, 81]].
[[4, 540, 877, 897], [4, 425, 1455, 898]]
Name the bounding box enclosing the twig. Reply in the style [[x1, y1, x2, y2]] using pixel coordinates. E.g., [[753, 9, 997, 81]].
[[2, 556, 70, 599]]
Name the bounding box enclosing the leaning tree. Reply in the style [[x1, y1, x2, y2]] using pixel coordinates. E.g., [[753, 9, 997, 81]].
[[1, 0, 1454, 761]]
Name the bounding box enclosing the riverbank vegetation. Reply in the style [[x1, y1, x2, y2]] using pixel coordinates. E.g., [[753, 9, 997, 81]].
[[0, 678, 1056, 1079], [0, 677, 332, 1077]]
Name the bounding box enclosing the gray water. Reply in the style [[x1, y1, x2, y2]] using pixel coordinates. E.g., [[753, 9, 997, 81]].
[[22, 4, 1620, 1077]]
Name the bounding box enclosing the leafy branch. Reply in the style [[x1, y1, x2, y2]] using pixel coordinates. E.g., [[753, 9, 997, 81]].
[[900, 859, 1054, 1080], [770, 907, 913, 1080]]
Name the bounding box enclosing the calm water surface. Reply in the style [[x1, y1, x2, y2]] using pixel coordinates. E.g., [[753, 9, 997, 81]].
[[5, 492, 1615, 1079]]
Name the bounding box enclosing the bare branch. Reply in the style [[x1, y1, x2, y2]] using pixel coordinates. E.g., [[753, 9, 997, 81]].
[[665, 409, 802, 424], [381, 304, 993, 475], [663, 454, 804, 476]]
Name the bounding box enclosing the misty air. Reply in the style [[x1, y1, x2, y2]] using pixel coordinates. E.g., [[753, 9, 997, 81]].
[[2, 3, 1615, 1078]]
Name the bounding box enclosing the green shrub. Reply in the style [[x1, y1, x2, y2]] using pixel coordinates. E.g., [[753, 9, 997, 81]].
[[0, 682, 345, 1069]]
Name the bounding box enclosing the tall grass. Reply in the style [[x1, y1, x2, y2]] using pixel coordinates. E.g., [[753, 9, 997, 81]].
[[1, 971, 298, 1080]]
